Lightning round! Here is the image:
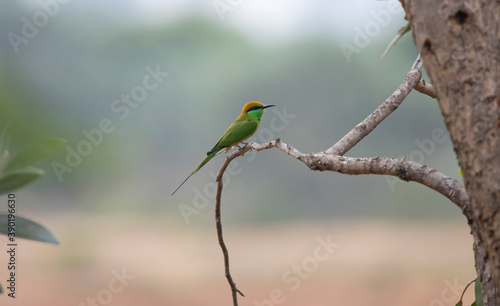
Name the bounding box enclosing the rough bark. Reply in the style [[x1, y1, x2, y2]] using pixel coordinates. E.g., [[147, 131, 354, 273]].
[[403, 0, 500, 304]]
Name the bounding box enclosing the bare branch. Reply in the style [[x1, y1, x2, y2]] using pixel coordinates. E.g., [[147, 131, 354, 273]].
[[215, 153, 246, 306], [213, 141, 294, 306], [414, 79, 437, 99], [212, 54, 468, 305], [411, 54, 422, 70], [411, 55, 437, 99], [254, 139, 469, 213], [214, 138, 470, 305], [326, 58, 423, 156]]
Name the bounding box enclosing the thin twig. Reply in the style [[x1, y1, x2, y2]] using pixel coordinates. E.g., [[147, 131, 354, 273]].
[[215, 148, 252, 306], [411, 54, 422, 70], [458, 278, 477, 304]]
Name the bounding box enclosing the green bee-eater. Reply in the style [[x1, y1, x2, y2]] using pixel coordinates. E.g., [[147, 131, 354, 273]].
[[172, 101, 275, 195]]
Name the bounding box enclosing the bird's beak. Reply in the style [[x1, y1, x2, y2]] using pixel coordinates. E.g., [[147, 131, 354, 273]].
[[262, 104, 276, 109]]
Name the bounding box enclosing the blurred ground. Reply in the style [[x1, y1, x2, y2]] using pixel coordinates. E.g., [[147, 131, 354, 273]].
[[0, 214, 476, 306]]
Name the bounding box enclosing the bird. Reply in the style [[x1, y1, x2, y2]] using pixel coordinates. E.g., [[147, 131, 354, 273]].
[[172, 101, 275, 196]]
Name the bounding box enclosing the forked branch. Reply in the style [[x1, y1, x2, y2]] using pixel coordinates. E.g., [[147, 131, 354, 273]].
[[414, 79, 437, 99], [214, 54, 469, 306], [215, 138, 469, 305]]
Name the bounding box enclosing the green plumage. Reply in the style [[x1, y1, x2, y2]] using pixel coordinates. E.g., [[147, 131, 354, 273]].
[[171, 102, 274, 196], [208, 119, 259, 154]]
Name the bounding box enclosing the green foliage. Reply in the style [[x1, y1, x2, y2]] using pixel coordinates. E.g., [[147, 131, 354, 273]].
[[0, 214, 59, 245], [474, 278, 484, 306], [455, 278, 483, 306], [0, 167, 44, 195], [0, 137, 64, 293], [0, 138, 65, 195], [2, 138, 66, 173]]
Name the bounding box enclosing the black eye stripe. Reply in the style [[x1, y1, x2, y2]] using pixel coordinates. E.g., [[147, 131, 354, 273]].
[[247, 106, 261, 112]]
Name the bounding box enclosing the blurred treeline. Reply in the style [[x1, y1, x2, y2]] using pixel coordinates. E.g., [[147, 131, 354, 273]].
[[0, 2, 463, 224]]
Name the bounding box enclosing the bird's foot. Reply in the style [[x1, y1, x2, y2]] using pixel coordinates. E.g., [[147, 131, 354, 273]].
[[237, 142, 249, 150]]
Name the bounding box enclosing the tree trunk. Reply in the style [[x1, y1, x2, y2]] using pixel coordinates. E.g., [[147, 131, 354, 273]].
[[403, 0, 500, 304], [403, 0, 500, 306]]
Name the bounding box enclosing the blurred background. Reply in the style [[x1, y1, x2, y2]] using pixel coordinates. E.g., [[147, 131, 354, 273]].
[[0, 0, 475, 305]]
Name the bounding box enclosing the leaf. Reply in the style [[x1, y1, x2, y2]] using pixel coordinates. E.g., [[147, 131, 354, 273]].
[[474, 278, 484, 306], [2, 138, 66, 173], [380, 22, 411, 61], [0, 167, 44, 195], [1, 150, 8, 168], [455, 301, 463, 306], [0, 214, 60, 245]]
